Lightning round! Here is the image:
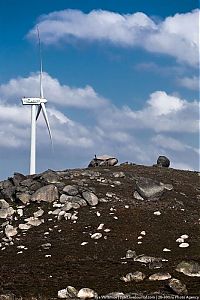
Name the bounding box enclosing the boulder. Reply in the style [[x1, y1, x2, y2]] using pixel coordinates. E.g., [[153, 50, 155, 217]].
[[63, 185, 79, 196], [136, 177, 166, 200], [31, 185, 58, 203], [168, 278, 188, 295], [157, 156, 170, 167], [88, 155, 118, 167], [176, 261, 200, 277], [82, 191, 98, 206]]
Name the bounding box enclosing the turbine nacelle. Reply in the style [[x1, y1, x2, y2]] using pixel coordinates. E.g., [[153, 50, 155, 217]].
[[21, 97, 47, 105]]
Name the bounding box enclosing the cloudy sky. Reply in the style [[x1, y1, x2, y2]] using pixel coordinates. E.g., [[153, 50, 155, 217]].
[[0, 0, 199, 179]]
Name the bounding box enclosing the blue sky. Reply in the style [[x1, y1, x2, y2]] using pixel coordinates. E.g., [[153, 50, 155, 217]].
[[0, 0, 199, 179]]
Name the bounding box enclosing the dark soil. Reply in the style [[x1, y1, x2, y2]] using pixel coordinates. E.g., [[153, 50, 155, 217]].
[[0, 164, 199, 299]]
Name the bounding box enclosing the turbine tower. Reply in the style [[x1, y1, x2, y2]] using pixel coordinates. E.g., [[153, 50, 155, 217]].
[[22, 26, 52, 175]]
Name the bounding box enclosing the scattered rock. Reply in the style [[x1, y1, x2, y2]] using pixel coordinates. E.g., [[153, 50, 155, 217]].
[[77, 288, 98, 299], [88, 155, 118, 167], [5, 225, 18, 238], [149, 272, 171, 281], [168, 278, 188, 295], [63, 185, 79, 196], [136, 177, 166, 200], [176, 261, 200, 277], [91, 233, 102, 239], [157, 155, 170, 167], [121, 271, 146, 282], [82, 191, 98, 206], [31, 185, 59, 203], [126, 250, 137, 259]]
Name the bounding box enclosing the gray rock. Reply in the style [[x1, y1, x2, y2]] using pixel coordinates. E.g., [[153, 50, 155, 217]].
[[20, 179, 42, 191], [149, 261, 163, 269], [113, 172, 125, 178], [0, 293, 16, 300], [121, 271, 146, 282], [126, 250, 137, 259], [77, 288, 98, 299], [134, 255, 167, 264], [31, 185, 58, 203], [149, 272, 171, 281], [60, 194, 73, 203], [134, 191, 144, 201], [82, 191, 98, 206], [40, 170, 61, 184], [168, 278, 188, 295], [136, 177, 166, 199], [157, 155, 170, 167], [10, 172, 26, 186], [88, 155, 118, 167], [176, 261, 200, 277], [0, 199, 10, 209], [5, 225, 18, 238], [63, 185, 79, 196], [16, 192, 31, 204], [66, 286, 78, 298], [62, 202, 73, 211]]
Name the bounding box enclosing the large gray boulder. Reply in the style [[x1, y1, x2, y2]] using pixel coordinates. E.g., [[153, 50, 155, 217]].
[[157, 155, 170, 167], [88, 155, 118, 167], [31, 185, 59, 203], [135, 177, 166, 200]]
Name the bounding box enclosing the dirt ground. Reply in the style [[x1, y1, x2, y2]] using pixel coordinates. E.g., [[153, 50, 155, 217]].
[[0, 164, 199, 299]]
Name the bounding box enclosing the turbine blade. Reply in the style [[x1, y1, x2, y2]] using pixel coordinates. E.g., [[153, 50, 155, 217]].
[[36, 104, 42, 120], [41, 102, 53, 144], [37, 26, 44, 99]]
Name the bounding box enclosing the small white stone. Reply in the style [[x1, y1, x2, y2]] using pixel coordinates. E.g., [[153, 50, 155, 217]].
[[137, 236, 143, 239], [45, 254, 51, 257], [137, 241, 142, 244], [91, 233, 102, 239], [81, 242, 88, 246], [17, 251, 23, 254], [179, 242, 189, 248], [140, 231, 146, 235], [44, 232, 49, 235], [96, 212, 101, 217], [17, 209, 23, 217], [163, 248, 171, 252], [97, 223, 104, 230], [113, 216, 118, 220], [176, 238, 184, 243], [125, 205, 129, 209], [180, 234, 189, 239], [154, 211, 161, 215], [104, 229, 111, 232]]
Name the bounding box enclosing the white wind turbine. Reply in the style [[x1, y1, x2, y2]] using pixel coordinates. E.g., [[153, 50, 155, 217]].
[[22, 26, 52, 175]]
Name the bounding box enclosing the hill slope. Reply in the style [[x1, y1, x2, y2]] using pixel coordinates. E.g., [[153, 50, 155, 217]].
[[0, 164, 199, 299]]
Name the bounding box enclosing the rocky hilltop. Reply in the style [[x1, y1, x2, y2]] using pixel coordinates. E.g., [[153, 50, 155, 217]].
[[0, 164, 199, 299]]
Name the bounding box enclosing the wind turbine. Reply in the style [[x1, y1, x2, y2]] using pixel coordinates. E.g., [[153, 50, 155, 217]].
[[22, 26, 52, 175]]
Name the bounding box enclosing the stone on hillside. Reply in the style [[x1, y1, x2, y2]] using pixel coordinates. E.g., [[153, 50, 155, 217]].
[[63, 185, 79, 196], [134, 191, 144, 201], [31, 185, 58, 203], [113, 172, 125, 178], [25, 217, 44, 227], [58, 288, 69, 299], [77, 288, 98, 299], [168, 278, 188, 295], [157, 155, 170, 167], [20, 179, 42, 192], [5, 225, 18, 238], [62, 202, 73, 212], [0, 293, 16, 300], [66, 286, 78, 298], [149, 272, 171, 281], [0, 199, 10, 209], [60, 194, 72, 203], [126, 250, 137, 259], [176, 261, 200, 277], [88, 155, 118, 167], [10, 172, 26, 186], [19, 224, 31, 230], [40, 170, 61, 184], [136, 177, 166, 200], [82, 191, 98, 206], [16, 192, 31, 204], [91, 233, 102, 239], [33, 209, 44, 218], [121, 271, 146, 282], [134, 255, 166, 264]]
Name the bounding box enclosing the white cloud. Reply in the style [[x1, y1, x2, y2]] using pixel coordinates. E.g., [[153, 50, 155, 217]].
[[177, 76, 199, 90], [0, 73, 198, 179], [97, 91, 199, 133], [0, 72, 107, 109], [28, 9, 199, 66]]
